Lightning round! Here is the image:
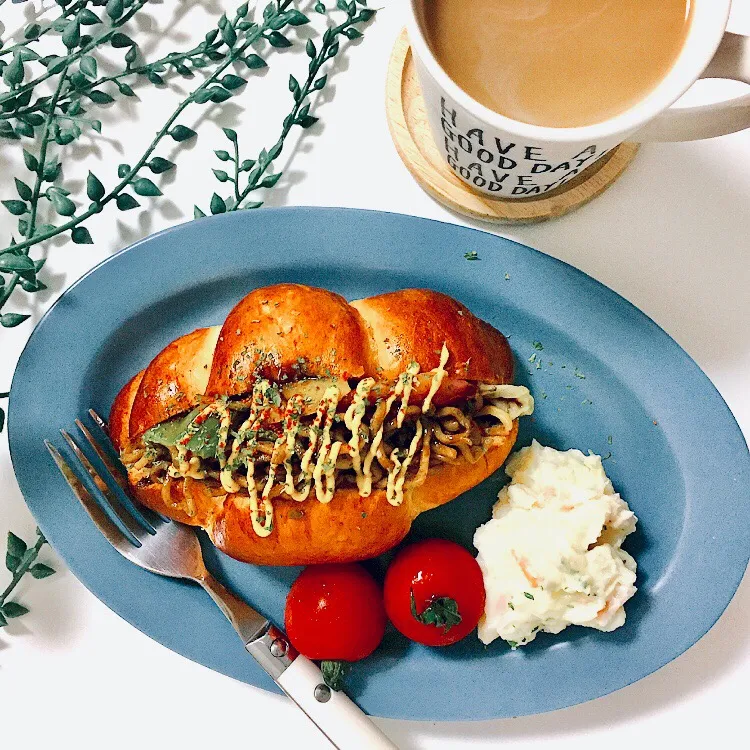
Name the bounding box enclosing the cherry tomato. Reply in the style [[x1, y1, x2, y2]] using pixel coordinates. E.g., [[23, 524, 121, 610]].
[[384, 539, 485, 646], [285, 563, 386, 661]]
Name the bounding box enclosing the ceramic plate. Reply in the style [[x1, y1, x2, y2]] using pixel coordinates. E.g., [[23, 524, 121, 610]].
[[9, 208, 750, 720]]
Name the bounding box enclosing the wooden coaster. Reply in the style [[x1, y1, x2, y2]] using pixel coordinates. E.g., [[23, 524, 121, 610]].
[[385, 30, 640, 224]]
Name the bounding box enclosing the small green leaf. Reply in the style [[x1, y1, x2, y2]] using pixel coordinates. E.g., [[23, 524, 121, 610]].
[[210, 193, 226, 214], [192, 89, 214, 104], [215, 150, 231, 162], [43, 159, 61, 182], [62, 19, 81, 49], [213, 169, 230, 182], [117, 163, 130, 178], [106, 0, 124, 20], [116, 193, 140, 211], [46, 56, 68, 74], [125, 46, 138, 65], [222, 74, 245, 90], [2, 200, 27, 216], [14, 120, 34, 138], [222, 127, 237, 143], [240, 159, 255, 171], [259, 173, 282, 188], [169, 125, 197, 142], [268, 32, 292, 48], [221, 25, 237, 47], [0, 254, 34, 274], [80, 55, 97, 78], [3, 56, 24, 87], [111, 32, 134, 49], [79, 9, 102, 25], [71, 226, 94, 244], [147, 71, 164, 86], [2, 602, 30, 618], [132, 178, 162, 197], [117, 82, 136, 97], [86, 172, 105, 202], [15, 177, 33, 201], [20, 277, 47, 293], [315, 2, 326, 13], [193, 205, 206, 219], [320, 660, 349, 692], [241, 200, 263, 210], [88, 90, 115, 105], [209, 87, 232, 103], [148, 158, 174, 174], [24, 23, 42, 40], [5, 553, 19, 573], [289, 74, 300, 94], [358, 8, 377, 22], [244, 54, 267, 69], [285, 10, 310, 26], [344, 27, 363, 40], [91, 120, 102, 134], [313, 74, 327, 91], [49, 191, 76, 216], [298, 115, 319, 129], [23, 149, 38, 172], [410, 590, 462, 633], [30, 563, 56, 579], [306, 39, 316, 58], [7, 532, 26, 559], [17, 219, 28, 237], [0, 313, 31, 328]]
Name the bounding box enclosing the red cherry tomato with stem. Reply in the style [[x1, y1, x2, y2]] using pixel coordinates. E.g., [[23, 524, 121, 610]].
[[384, 539, 485, 646], [285, 563, 386, 690]]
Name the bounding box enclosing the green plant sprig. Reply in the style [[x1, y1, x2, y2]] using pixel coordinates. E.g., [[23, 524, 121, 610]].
[[199, 0, 376, 215], [0, 0, 306, 325], [0, 0, 150, 110], [0, 528, 56, 628]]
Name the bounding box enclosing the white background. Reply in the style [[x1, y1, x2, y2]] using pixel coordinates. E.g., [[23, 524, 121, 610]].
[[1, 1, 749, 748]]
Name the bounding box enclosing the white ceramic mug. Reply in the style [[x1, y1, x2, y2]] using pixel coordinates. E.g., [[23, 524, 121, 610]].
[[407, 0, 750, 199]]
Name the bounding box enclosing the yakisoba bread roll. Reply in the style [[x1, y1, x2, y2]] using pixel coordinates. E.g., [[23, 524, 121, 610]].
[[110, 285, 533, 565]]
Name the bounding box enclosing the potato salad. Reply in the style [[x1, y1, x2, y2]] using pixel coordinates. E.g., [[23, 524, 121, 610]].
[[474, 440, 637, 648]]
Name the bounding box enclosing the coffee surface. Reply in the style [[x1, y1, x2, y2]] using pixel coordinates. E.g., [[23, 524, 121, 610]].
[[422, 0, 692, 128]]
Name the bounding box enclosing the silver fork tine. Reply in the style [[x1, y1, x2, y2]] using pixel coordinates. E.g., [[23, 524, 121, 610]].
[[74, 419, 157, 534], [89, 408, 108, 433], [60, 429, 146, 544], [45, 441, 135, 557]]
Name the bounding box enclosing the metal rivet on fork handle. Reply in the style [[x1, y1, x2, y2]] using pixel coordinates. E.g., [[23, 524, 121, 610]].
[[314, 684, 331, 703]]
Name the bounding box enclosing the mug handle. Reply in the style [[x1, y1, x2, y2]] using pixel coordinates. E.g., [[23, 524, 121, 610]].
[[637, 32, 750, 141]]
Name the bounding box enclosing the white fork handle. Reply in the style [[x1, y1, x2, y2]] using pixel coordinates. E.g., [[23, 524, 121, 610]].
[[276, 656, 398, 750], [638, 32, 750, 141]]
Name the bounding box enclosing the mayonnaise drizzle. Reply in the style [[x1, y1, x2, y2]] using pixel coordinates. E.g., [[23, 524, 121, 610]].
[[422, 343, 450, 413], [149, 341, 534, 537]]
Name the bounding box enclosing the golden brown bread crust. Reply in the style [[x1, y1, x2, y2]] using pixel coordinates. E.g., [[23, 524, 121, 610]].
[[110, 285, 521, 565], [126, 423, 517, 565], [205, 284, 370, 398], [129, 327, 220, 441], [351, 289, 514, 383], [110, 371, 143, 453]]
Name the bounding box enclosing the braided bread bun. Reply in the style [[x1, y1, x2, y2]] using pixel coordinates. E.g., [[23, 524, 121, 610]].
[[110, 285, 528, 565]]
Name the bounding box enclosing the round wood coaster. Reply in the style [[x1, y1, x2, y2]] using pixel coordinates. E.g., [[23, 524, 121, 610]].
[[385, 30, 640, 224]]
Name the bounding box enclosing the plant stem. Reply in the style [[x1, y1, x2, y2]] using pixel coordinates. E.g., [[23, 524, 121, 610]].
[[0, 530, 46, 606], [234, 12, 362, 208], [1, 2, 292, 258], [0, 0, 149, 107], [0, 65, 69, 310], [0, 0, 88, 58]]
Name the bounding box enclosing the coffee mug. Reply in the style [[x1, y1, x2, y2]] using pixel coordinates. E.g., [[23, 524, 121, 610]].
[[407, 0, 750, 199]]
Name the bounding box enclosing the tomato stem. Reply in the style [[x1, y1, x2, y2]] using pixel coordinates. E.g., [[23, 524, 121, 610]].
[[410, 588, 463, 633]]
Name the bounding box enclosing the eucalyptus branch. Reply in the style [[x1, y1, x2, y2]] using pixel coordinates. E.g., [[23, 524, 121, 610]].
[[0, 528, 56, 628]]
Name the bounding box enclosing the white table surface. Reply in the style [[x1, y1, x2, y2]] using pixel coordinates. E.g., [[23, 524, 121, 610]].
[[1, 1, 748, 747]]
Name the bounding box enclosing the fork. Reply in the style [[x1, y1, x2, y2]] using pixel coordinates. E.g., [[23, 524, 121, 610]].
[[46, 411, 397, 750]]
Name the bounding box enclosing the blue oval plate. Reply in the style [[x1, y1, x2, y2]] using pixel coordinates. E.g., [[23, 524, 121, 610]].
[[9, 208, 750, 721]]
